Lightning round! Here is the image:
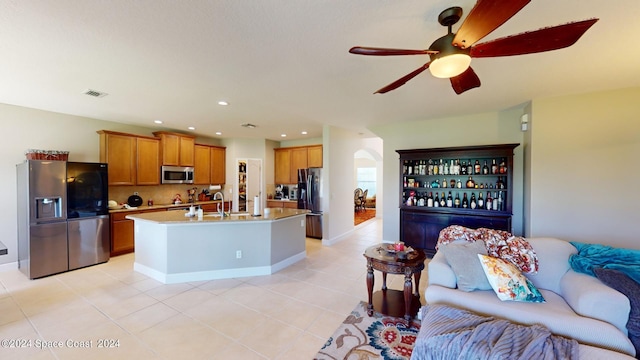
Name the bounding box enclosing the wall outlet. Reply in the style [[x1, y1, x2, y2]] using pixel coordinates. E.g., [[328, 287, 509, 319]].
[[236, 250, 242, 259], [301, 219, 305, 227]]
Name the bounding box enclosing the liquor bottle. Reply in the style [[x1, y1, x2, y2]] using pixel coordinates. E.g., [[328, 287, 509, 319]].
[[491, 159, 498, 174], [403, 160, 408, 175], [442, 178, 448, 188], [428, 159, 434, 175], [499, 158, 507, 174], [496, 176, 505, 189], [462, 193, 468, 208], [460, 161, 467, 175], [453, 159, 459, 175], [438, 159, 444, 175], [443, 160, 449, 175], [427, 192, 433, 207], [486, 191, 493, 210], [467, 161, 473, 175], [482, 160, 489, 175], [446, 191, 453, 208], [466, 176, 475, 189], [450, 179, 456, 188], [474, 160, 481, 174], [440, 192, 446, 207], [456, 179, 462, 188], [431, 179, 440, 188], [433, 193, 440, 207], [408, 161, 413, 175], [497, 191, 504, 211], [418, 194, 425, 207], [492, 192, 499, 210], [454, 193, 461, 208], [477, 192, 484, 209], [421, 160, 426, 175], [470, 193, 476, 209]]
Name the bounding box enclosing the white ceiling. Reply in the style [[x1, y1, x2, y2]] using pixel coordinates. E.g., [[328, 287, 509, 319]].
[[1, 1, 639, 141]]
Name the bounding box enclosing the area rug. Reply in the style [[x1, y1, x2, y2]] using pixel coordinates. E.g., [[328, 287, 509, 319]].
[[314, 301, 421, 360], [355, 209, 376, 226]]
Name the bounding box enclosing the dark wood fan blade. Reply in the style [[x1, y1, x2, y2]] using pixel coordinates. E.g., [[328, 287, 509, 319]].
[[374, 63, 431, 94], [453, 0, 530, 49], [349, 46, 437, 56], [450, 67, 481, 94], [469, 19, 598, 58]]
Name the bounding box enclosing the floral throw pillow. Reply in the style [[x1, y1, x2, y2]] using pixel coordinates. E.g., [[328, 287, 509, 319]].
[[477, 254, 545, 303]]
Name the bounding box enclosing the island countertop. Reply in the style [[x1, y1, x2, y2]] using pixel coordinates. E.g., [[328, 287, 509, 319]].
[[125, 207, 309, 224]]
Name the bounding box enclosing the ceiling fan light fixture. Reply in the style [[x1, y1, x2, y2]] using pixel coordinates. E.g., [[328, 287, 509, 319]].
[[429, 54, 471, 79]]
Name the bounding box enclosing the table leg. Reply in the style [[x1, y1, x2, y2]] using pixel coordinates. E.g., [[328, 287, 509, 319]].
[[403, 267, 413, 323], [382, 272, 388, 290], [413, 270, 422, 299], [366, 259, 374, 316]]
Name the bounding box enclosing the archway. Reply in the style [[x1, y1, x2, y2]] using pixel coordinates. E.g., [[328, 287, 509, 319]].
[[354, 145, 383, 225]]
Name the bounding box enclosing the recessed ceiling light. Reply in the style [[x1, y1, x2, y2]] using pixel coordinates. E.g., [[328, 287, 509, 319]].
[[154, 120, 163, 124], [188, 126, 195, 130], [301, 131, 308, 135], [218, 101, 228, 106], [281, 134, 287, 137], [215, 131, 222, 135]]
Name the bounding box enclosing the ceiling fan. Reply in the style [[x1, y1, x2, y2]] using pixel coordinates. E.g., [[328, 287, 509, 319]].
[[349, 0, 598, 95]]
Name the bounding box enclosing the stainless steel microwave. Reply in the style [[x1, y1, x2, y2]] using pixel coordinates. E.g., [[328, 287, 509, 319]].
[[161, 166, 194, 184]]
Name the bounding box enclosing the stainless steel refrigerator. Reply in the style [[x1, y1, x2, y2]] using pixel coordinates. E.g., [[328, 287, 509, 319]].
[[17, 160, 109, 279], [297, 167, 323, 239]]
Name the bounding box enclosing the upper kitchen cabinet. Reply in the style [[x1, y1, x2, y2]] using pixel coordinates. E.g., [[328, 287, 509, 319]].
[[194, 144, 226, 185], [274, 148, 292, 184], [97, 130, 160, 185], [307, 145, 323, 168], [153, 131, 195, 167], [274, 145, 323, 184]]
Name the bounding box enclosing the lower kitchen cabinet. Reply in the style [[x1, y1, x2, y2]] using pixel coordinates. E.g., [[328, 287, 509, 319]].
[[110, 209, 165, 256], [267, 200, 298, 209]]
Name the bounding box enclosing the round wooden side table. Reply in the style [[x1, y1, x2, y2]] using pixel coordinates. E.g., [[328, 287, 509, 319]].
[[363, 244, 426, 322]]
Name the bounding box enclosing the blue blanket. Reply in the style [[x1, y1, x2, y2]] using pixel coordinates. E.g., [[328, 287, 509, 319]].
[[569, 242, 640, 284]]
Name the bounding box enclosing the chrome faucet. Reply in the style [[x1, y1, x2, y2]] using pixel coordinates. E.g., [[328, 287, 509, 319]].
[[213, 191, 226, 216]]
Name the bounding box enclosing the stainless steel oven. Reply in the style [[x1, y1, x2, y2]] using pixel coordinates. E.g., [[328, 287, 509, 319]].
[[161, 166, 194, 184]]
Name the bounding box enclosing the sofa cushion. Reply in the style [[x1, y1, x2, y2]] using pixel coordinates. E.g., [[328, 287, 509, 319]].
[[439, 240, 491, 292], [594, 267, 640, 357], [478, 254, 545, 303], [425, 285, 637, 356], [526, 238, 577, 294]]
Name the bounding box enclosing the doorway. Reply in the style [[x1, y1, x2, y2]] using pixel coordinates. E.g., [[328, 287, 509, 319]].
[[235, 158, 262, 213]]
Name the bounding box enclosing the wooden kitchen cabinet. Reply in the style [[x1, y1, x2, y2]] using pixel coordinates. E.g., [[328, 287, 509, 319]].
[[274, 145, 322, 184], [210, 146, 226, 184], [307, 145, 323, 167], [274, 148, 292, 184], [194, 144, 211, 184], [290, 147, 308, 183], [194, 144, 226, 185], [98, 130, 160, 186], [136, 137, 160, 185], [153, 131, 196, 167], [110, 209, 165, 256], [267, 200, 298, 209]]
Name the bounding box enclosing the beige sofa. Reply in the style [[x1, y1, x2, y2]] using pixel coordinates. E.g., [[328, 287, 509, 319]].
[[423, 237, 636, 358]]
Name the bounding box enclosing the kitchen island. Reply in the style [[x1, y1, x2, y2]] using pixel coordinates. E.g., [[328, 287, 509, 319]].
[[126, 208, 309, 284]]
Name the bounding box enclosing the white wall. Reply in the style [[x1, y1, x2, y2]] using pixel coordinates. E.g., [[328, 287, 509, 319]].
[[528, 87, 640, 249], [371, 108, 526, 243]]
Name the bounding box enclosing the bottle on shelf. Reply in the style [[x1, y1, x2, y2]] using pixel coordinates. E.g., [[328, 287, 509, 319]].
[[477, 192, 484, 209], [461, 193, 468, 208], [442, 178, 448, 188], [466, 161, 473, 175], [418, 194, 425, 207], [497, 191, 504, 211], [474, 160, 481, 174], [492, 192, 499, 211], [438, 159, 444, 175], [431, 179, 440, 188], [486, 191, 493, 210], [440, 192, 446, 207], [446, 191, 453, 208], [443, 160, 449, 175], [460, 161, 467, 175], [454, 193, 461, 208], [482, 160, 489, 175], [496, 176, 505, 189], [499, 158, 507, 174], [466, 176, 475, 189], [470, 193, 477, 209], [450, 179, 456, 188], [427, 192, 433, 207], [433, 192, 440, 207], [453, 159, 459, 175], [428, 159, 434, 175], [456, 179, 462, 188], [491, 159, 498, 174]]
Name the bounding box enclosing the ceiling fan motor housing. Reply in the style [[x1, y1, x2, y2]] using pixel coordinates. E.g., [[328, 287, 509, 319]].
[[428, 33, 471, 61]]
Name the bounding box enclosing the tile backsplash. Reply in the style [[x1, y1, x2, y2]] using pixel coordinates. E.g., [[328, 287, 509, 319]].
[[109, 184, 228, 206]]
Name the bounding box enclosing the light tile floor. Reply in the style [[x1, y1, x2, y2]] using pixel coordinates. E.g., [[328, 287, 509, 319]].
[[0, 218, 429, 359]]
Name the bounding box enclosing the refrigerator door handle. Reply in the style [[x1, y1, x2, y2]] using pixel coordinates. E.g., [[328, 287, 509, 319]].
[[307, 175, 312, 206]]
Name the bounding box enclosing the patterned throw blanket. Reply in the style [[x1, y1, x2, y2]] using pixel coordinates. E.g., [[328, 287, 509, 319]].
[[437, 225, 539, 274], [569, 241, 640, 284], [411, 305, 578, 360]]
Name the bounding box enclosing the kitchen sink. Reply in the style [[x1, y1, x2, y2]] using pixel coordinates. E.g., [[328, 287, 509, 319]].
[[203, 212, 250, 217]]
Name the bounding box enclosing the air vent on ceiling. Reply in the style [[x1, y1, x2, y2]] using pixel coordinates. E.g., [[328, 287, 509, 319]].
[[241, 123, 257, 128], [83, 89, 108, 98]]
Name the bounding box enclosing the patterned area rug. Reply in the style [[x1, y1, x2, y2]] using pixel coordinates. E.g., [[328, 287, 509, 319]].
[[354, 209, 376, 226], [314, 301, 421, 360]]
